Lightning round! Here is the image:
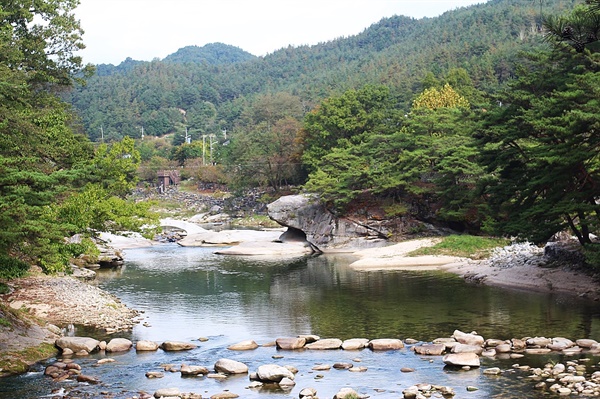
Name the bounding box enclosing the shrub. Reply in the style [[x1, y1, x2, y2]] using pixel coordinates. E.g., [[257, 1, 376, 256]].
[[0, 255, 30, 280]]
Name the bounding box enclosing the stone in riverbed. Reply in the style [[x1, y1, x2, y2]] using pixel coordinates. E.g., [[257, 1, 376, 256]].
[[227, 340, 258, 351], [333, 362, 353, 369], [276, 337, 306, 350], [210, 392, 239, 399], [153, 388, 180, 398], [76, 374, 99, 384], [576, 339, 598, 348], [334, 387, 363, 398], [214, 358, 248, 374], [299, 387, 318, 398], [305, 338, 343, 350], [527, 337, 551, 347], [106, 338, 132, 352], [136, 340, 159, 351], [494, 343, 512, 353], [56, 337, 100, 353], [160, 341, 197, 351], [548, 337, 574, 351], [443, 352, 481, 367], [256, 364, 295, 382], [145, 371, 164, 378], [413, 343, 445, 356], [452, 343, 483, 354], [180, 363, 209, 375], [368, 338, 404, 351], [342, 338, 369, 350], [453, 330, 484, 346]]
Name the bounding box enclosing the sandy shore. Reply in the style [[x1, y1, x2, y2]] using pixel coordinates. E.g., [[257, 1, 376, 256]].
[[351, 238, 600, 301]]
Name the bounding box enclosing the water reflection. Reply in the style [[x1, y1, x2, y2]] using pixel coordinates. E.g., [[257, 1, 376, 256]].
[[98, 244, 600, 344]]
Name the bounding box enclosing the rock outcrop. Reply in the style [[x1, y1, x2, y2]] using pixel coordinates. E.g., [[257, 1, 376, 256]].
[[267, 194, 388, 250]]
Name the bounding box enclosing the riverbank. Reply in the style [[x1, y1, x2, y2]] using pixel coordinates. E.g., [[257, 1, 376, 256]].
[[350, 238, 600, 301], [0, 270, 141, 375]]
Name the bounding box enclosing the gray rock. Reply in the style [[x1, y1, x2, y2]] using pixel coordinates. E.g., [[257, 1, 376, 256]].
[[413, 343, 445, 355], [56, 337, 100, 353], [136, 340, 160, 351], [256, 364, 295, 382], [342, 338, 369, 350], [160, 341, 197, 351], [267, 194, 388, 249], [443, 352, 481, 367], [299, 387, 318, 398], [153, 388, 181, 398], [214, 358, 248, 374], [227, 340, 258, 350], [453, 330, 484, 346], [106, 338, 132, 352], [180, 363, 209, 375], [305, 338, 343, 350], [452, 343, 484, 354], [577, 339, 599, 348], [334, 387, 364, 399], [276, 337, 306, 350], [526, 337, 551, 347], [369, 338, 404, 350]]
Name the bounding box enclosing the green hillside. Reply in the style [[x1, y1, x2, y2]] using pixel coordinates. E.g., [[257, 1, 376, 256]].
[[67, 0, 582, 142]]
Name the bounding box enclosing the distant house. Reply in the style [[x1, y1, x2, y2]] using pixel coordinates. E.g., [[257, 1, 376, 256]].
[[157, 170, 180, 192]]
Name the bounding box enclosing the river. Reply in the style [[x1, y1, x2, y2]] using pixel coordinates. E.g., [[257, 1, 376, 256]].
[[3, 243, 600, 398]]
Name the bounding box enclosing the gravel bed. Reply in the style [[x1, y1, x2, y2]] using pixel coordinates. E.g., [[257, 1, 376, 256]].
[[5, 276, 140, 332]]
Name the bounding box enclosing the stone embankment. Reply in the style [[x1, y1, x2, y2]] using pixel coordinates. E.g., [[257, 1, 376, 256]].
[[44, 329, 600, 399]]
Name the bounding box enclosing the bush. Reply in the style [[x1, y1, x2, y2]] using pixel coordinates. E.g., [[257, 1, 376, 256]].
[[0, 255, 30, 280]]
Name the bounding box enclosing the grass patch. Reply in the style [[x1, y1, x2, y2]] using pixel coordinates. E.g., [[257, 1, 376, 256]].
[[233, 215, 281, 228], [408, 235, 510, 260], [0, 343, 58, 375], [0, 282, 9, 295]]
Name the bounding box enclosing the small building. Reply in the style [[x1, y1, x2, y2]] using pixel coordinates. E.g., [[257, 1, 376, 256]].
[[157, 170, 180, 193]]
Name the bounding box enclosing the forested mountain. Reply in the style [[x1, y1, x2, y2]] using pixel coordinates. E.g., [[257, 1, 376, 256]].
[[67, 0, 582, 142], [163, 43, 256, 64]]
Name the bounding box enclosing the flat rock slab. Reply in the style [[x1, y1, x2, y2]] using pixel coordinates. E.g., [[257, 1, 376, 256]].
[[369, 339, 404, 351], [306, 338, 343, 350], [160, 341, 198, 351], [215, 240, 312, 256], [443, 352, 481, 367]]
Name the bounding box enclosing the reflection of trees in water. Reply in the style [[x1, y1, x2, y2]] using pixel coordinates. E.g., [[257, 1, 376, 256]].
[[103, 246, 600, 344]]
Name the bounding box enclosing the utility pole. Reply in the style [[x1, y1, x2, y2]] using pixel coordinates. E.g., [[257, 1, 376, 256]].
[[202, 134, 207, 165], [209, 133, 216, 164]]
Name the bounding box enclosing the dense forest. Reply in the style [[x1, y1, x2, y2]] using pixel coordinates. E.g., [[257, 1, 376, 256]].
[[1, 0, 599, 276]]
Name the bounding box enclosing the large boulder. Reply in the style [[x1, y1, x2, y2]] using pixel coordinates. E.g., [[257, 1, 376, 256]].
[[56, 337, 100, 353], [106, 338, 132, 352], [267, 194, 387, 250]]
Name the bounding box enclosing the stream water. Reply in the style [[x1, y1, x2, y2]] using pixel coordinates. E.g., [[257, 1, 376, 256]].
[[3, 243, 600, 398]]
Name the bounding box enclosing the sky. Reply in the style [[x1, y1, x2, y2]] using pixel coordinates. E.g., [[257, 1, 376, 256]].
[[74, 0, 487, 65]]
